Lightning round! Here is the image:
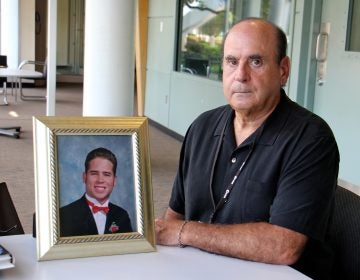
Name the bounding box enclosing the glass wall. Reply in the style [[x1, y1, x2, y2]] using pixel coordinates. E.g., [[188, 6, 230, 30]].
[[175, 0, 292, 81], [56, 0, 84, 75], [346, 0, 360, 52]]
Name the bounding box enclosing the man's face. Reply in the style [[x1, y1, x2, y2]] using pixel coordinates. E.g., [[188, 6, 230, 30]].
[[222, 20, 290, 115], [83, 157, 117, 204]]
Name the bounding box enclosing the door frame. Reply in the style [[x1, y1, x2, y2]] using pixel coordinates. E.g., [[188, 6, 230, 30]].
[[35, 0, 47, 86], [287, 0, 322, 111]]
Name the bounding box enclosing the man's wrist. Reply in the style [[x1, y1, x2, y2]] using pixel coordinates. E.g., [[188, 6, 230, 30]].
[[178, 220, 189, 248]]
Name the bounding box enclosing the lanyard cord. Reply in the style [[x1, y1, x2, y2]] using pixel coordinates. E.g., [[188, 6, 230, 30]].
[[208, 110, 264, 223], [208, 108, 231, 215]]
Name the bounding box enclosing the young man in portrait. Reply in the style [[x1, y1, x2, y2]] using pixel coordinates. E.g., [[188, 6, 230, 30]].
[[60, 147, 133, 237]]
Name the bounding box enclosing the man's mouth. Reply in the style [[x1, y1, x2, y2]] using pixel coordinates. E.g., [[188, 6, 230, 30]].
[[231, 86, 252, 94], [233, 90, 251, 96]]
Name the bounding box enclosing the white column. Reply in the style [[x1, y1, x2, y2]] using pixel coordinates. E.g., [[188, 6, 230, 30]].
[[0, 0, 20, 68], [83, 0, 135, 116], [46, 0, 57, 116]]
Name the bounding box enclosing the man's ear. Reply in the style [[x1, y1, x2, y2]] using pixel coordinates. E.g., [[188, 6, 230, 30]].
[[280, 56, 290, 87]]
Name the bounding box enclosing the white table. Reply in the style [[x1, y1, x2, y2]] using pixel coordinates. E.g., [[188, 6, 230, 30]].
[[0, 68, 43, 105], [0, 235, 310, 280]]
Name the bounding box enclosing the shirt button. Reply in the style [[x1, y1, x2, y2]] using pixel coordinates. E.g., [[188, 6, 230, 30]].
[[231, 157, 236, 163]]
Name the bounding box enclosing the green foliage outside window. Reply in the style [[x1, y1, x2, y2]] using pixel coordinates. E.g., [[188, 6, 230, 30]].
[[177, 0, 292, 80]]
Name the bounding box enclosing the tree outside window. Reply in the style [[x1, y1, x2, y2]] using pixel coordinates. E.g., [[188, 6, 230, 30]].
[[176, 0, 292, 81]]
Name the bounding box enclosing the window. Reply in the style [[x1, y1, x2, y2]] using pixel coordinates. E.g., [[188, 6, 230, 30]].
[[175, 0, 292, 81], [346, 0, 360, 52]]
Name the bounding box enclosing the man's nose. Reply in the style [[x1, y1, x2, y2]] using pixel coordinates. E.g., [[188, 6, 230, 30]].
[[96, 174, 104, 182], [234, 62, 249, 82]]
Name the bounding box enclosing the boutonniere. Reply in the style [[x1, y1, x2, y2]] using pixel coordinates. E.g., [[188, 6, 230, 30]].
[[109, 222, 119, 233]]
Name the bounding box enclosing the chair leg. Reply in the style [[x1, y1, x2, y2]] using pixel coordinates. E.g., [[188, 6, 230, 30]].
[[19, 78, 46, 101], [1, 81, 8, 106], [0, 127, 21, 138]]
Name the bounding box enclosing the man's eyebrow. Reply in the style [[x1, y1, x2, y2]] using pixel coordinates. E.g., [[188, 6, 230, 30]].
[[224, 54, 264, 61], [249, 54, 263, 60], [224, 54, 237, 60]]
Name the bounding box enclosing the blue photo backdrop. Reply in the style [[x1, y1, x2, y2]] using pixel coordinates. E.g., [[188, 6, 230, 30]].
[[57, 135, 136, 230]]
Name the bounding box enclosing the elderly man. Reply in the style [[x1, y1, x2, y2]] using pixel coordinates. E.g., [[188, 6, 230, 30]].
[[155, 18, 339, 279]]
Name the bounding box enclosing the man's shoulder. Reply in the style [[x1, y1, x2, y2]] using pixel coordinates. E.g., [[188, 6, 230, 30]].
[[181, 105, 230, 143], [288, 99, 334, 137], [194, 105, 230, 123], [189, 105, 230, 133], [60, 196, 85, 213], [279, 93, 335, 138], [109, 203, 129, 215]]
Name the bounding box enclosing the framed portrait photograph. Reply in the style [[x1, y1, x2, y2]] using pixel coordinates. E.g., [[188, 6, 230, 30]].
[[32, 116, 155, 261]]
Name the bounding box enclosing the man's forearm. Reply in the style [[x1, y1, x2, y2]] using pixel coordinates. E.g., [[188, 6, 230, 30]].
[[156, 208, 307, 265], [180, 220, 307, 265]]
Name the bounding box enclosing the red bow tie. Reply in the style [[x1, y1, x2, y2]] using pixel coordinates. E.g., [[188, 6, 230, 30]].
[[86, 199, 109, 214]]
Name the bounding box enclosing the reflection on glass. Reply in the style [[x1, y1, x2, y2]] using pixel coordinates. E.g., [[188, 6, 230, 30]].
[[346, 0, 360, 52], [176, 0, 292, 81]]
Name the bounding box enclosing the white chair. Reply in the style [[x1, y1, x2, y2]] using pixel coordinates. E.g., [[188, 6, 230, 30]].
[[0, 55, 8, 104], [18, 59, 47, 100]]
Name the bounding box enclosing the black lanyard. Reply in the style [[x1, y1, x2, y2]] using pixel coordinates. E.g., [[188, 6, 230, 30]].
[[208, 109, 264, 223]]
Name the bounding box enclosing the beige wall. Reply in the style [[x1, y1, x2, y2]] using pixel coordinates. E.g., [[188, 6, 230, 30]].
[[20, 0, 36, 66], [57, 0, 69, 65]]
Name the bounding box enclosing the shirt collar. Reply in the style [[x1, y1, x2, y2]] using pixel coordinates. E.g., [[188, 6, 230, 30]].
[[259, 89, 291, 146], [213, 89, 291, 146], [85, 193, 109, 207]]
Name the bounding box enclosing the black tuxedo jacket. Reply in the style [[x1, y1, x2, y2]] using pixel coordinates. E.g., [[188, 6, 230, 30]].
[[60, 195, 133, 237]]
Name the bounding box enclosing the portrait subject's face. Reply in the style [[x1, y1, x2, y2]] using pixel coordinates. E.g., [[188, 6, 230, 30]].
[[83, 157, 117, 204]]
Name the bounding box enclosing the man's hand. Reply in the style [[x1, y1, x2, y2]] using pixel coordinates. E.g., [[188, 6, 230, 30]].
[[155, 217, 185, 246], [155, 208, 185, 246]]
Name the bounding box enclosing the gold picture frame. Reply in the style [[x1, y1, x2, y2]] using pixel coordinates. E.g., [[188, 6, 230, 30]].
[[33, 116, 155, 261]]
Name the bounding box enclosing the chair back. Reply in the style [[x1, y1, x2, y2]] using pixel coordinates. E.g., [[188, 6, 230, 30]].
[[329, 186, 360, 279], [0, 55, 7, 84], [0, 182, 24, 236], [0, 55, 7, 68], [18, 59, 47, 78]]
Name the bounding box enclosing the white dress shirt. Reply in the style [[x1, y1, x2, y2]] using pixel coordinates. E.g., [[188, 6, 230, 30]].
[[85, 194, 109, 234]]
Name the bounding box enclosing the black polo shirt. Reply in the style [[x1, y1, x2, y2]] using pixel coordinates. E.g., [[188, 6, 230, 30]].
[[169, 90, 339, 279]]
